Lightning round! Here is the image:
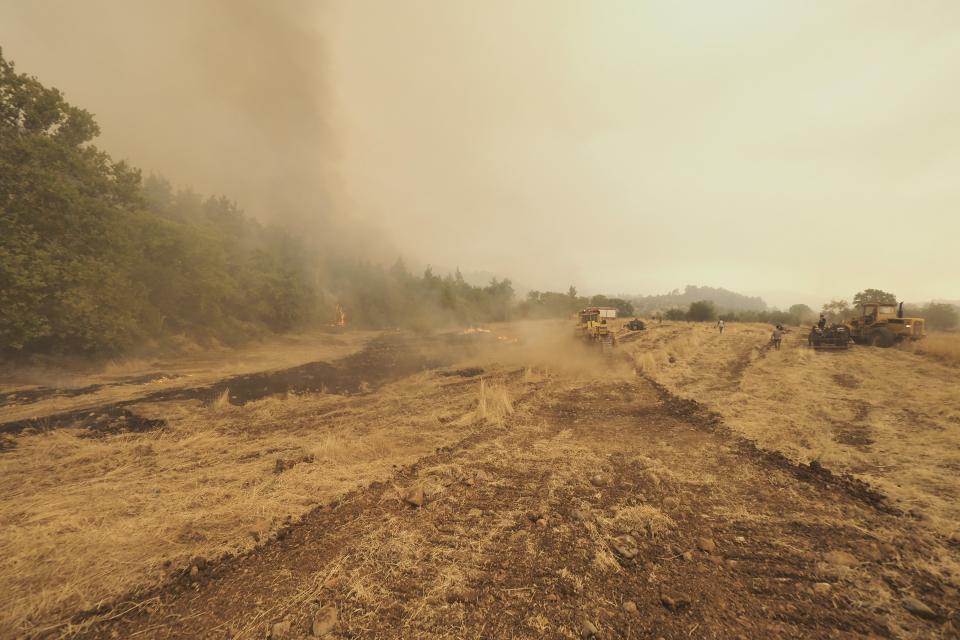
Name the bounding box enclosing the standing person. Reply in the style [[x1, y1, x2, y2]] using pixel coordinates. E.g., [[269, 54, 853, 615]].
[[771, 325, 783, 350], [818, 314, 827, 329], [717, 319, 725, 334]]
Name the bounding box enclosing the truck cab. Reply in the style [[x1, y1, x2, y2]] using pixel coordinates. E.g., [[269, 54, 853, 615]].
[[848, 302, 925, 346], [575, 307, 618, 350]]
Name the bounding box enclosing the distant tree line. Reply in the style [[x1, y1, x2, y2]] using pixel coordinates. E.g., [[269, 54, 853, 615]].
[[517, 287, 634, 319], [659, 301, 816, 325]]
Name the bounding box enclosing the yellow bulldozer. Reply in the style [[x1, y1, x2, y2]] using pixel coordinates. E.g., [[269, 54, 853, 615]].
[[846, 302, 925, 347], [575, 307, 617, 351]]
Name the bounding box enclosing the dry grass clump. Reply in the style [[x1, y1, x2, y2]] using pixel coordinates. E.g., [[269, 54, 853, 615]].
[[901, 331, 960, 366], [602, 504, 676, 538], [209, 387, 233, 411], [472, 378, 513, 425]]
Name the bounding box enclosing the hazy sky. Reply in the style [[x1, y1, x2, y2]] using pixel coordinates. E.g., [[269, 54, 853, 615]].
[[2, 1, 958, 307]]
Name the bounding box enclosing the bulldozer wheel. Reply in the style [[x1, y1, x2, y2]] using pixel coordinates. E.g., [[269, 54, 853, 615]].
[[868, 328, 894, 348]]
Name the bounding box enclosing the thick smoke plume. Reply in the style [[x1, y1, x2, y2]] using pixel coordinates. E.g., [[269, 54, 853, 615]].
[[2, 0, 385, 255]]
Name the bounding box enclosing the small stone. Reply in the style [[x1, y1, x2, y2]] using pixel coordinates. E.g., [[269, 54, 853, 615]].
[[467, 508, 483, 518], [662, 496, 678, 509], [622, 600, 638, 614], [590, 474, 607, 487], [822, 550, 858, 567], [812, 582, 832, 595], [901, 596, 937, 620], [697, 537, 717, 553], [660, 594, 689, 612], [536, 518, 548, 528], [572, 508, 592, 522], [707, 554, 724, 565], [404, 487, 425, 508], [734, 536, 746, 544], [271, 620, 292, 639], [611, 534, 639, 559], [580, 618, 599, 638], [189, 565, 199, 578], [322, 575, 341, 589], [681, 551, 694, 561], [311, 605, 338, 637]]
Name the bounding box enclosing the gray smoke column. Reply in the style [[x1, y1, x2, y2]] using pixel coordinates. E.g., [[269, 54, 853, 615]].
[[0, 0, 379, 251]]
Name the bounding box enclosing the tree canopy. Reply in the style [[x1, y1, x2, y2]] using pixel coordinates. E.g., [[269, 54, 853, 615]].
[[853, 289, 897, 307], [687, 300, 717, 322]]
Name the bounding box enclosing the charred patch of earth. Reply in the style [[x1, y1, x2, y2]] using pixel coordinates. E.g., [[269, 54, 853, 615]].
[[439, 366, 484, 377], [643, 375, 898, 514], [163, 334, 452, 406], [0, 333, 464, 438], [832, 373, 862, 389], [0, 406, 166, 444], [0, 372, 182, 407]]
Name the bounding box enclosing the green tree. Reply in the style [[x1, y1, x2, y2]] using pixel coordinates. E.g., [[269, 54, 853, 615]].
[[821, 299, 850, 323], [853, 289, 897, 307], [590, 295, 634, 317], [1, 48, 145, 352], [687, 300, 717, 322], [788, 303, 815, 325], [664, 308, 686, 321]]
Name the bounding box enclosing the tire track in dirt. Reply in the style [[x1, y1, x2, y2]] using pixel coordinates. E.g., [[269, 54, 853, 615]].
[[65, 370, 957, 639]]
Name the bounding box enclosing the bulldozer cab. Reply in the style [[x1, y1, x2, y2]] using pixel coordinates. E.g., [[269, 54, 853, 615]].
[[848, 301, 925, 346], [578, 307, 616, 326], [858, 303, 898, 326], [575, 307, 617, 351]]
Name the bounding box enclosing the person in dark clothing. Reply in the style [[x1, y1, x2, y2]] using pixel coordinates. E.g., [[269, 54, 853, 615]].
[[818, 314, 827, 329]]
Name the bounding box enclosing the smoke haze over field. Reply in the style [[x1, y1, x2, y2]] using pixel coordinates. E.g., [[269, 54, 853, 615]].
[[0, 0, 388, 255], [2, 1, 959, 306]]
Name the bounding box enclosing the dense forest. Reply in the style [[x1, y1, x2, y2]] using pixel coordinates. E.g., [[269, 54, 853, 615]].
[[0, 50, 520, 356]]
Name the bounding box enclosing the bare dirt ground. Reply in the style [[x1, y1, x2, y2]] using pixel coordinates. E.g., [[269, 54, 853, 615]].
[[2, 321, 958, 639]]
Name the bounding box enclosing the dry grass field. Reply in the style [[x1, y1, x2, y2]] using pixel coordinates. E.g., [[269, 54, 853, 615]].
[[2, 321, 958, 639], [900, 331, 960, 367], [619, 322, 960, 539]]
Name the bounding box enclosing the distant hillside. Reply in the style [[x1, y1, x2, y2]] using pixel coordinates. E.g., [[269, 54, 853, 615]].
[[631, 285, 767, 313]]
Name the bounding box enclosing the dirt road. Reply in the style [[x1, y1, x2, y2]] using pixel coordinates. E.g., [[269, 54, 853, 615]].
[[2, 323, 958, 639]]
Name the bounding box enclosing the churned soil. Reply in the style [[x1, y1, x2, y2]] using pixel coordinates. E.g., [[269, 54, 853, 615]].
[[66, 359, 958, 639]]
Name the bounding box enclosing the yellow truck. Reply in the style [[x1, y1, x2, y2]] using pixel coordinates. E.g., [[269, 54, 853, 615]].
[[847, 302, 925, 347], [575, 307, 617, 351]]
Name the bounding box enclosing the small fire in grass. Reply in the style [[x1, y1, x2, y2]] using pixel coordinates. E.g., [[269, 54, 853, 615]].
[[462, 327, 518, 344]]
